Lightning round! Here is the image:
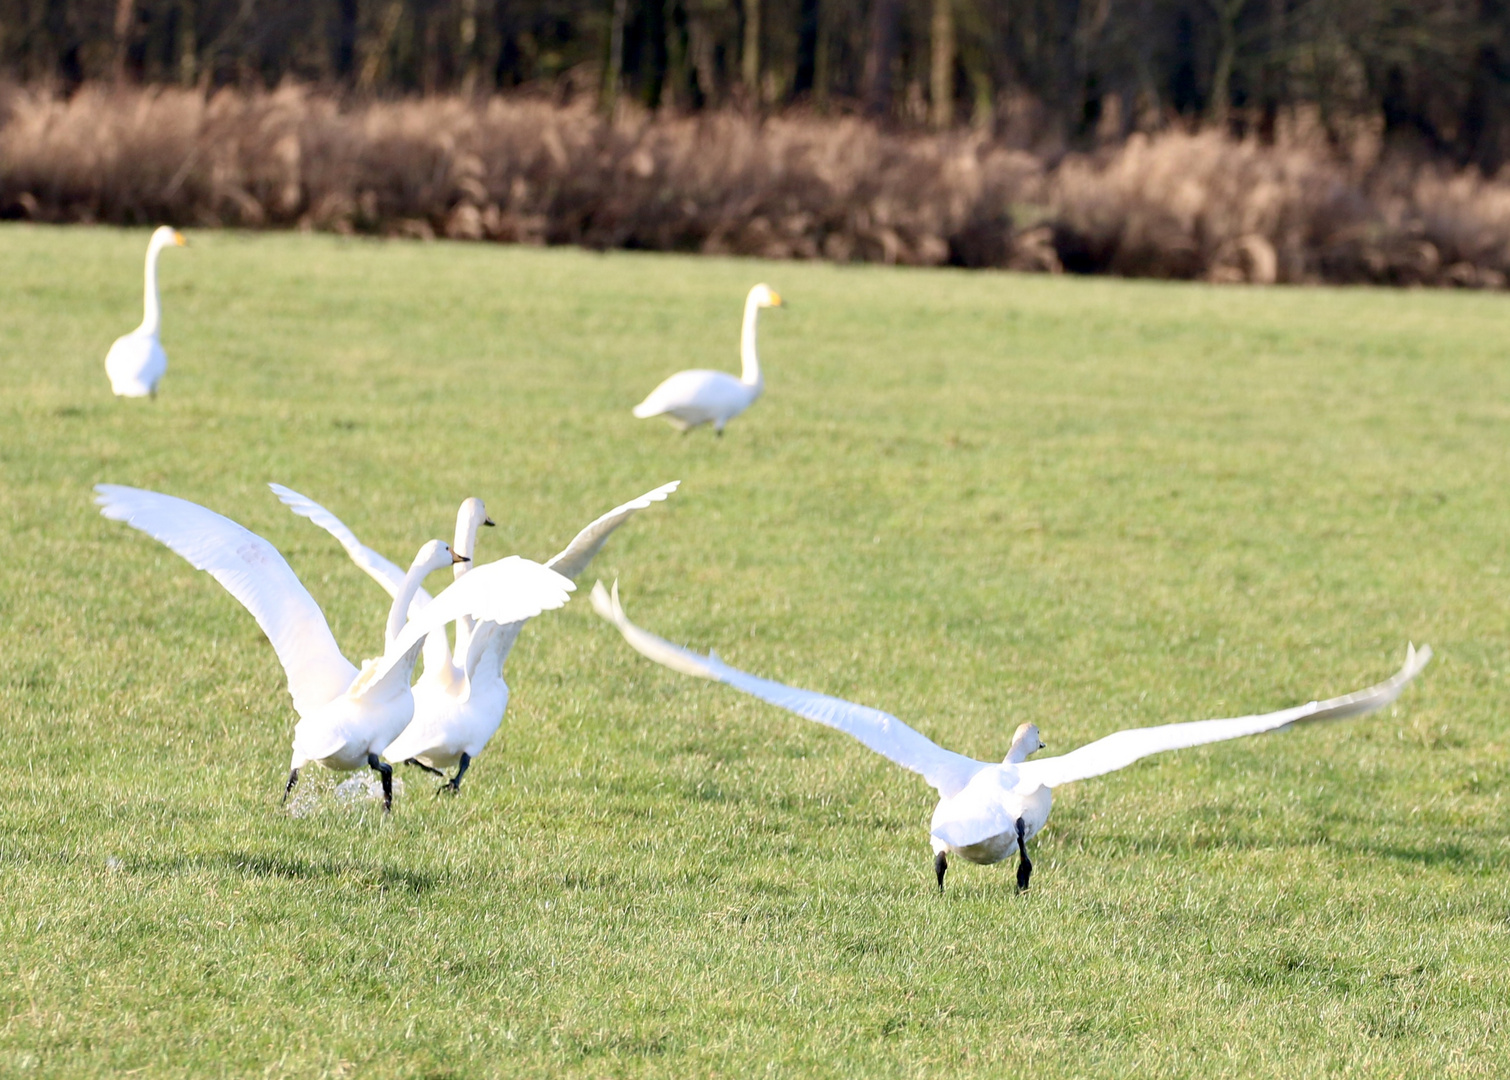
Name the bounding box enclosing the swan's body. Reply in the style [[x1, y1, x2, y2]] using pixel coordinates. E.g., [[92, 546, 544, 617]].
[[95, 485, 574, 809], [633, 284, 781, 434], [272, 481, 678, 792], [105, 227, 184, 398], [593, 582, 1431, 891]]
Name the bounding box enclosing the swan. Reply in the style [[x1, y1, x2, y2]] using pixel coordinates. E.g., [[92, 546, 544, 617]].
[[592, 581, 1431, 891], [94, 485, 574, 810], [632, 284, 782, 435], [105, 226, 185, 398], [270, 481, 679, 793]]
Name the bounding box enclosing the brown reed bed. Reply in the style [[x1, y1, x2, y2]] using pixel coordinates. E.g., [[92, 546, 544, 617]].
[[3, 81, 1509, 288]]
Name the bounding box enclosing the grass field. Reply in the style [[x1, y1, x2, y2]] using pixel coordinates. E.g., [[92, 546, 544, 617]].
[[1, 224, 1507, 1078]]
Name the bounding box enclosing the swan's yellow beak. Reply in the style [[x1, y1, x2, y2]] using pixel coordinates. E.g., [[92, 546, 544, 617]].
[[173, 231, 187, 246], [768, 290, 783, 307], [451, 551, 471, 564]]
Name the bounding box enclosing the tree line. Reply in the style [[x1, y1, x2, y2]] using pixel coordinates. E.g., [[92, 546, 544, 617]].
[[5, 0, 1509, 167]]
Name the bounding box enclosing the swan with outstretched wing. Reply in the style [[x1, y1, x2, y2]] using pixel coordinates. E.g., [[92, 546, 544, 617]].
[[272, 481, 677, 793], [96, 485, 574, 809], [592, 580, 1431, 891]]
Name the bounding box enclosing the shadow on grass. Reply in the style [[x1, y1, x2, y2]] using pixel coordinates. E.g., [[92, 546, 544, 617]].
[[115, 849, 444, 895]]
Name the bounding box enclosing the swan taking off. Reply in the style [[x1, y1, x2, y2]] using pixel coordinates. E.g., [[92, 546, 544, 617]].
[[271, 481, 678, 794], [105, 226, 185, 398], [632, 284, 781, 435], [592, 582, 1431, 892], [95, 485, 574, 810]]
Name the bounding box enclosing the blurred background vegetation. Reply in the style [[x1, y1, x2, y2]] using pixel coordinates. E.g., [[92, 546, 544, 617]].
[[4, 0, 1509, 160]]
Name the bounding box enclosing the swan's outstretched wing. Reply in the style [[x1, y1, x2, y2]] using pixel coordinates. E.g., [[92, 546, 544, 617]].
[[545, 482, 680, 581], [592, 581, 989, 798], [1020, 645, 1432, 790], [367, 557, 574, 685], [96, 485, 359, 717], [268, 484, 425, 610]]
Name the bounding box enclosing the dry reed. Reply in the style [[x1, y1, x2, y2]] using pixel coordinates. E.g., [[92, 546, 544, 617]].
[[4, 81, 1509, 287]]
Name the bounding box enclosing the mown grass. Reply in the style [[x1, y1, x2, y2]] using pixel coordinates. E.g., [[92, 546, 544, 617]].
[[0, 224, 1507, 1078]]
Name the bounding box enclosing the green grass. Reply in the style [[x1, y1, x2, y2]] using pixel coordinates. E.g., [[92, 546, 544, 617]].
[[2, 224, 1508, 1078]]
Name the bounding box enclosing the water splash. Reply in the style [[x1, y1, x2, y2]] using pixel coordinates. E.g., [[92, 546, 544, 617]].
[[286, 768, 405, 818]]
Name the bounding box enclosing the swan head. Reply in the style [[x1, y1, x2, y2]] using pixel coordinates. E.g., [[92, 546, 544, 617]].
[[412, 538, 468, 575], [151, 226, 187, 249], [453, 498, 493, 577], [749, 283, 783, 309], [1004, 723, 1045, 764], [455, 498, 494, 547]]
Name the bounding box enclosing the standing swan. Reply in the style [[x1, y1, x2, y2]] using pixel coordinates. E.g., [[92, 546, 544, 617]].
[[95, 485, 574, 810], [633, 284, 782, 435], [593, 581, 1431, 892], [105, 226, 185, 398], [271, 481, 678, 794]]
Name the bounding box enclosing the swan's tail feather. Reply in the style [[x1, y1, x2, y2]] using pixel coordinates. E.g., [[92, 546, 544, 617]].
[[632, 400, 662, 418], [590, 580, 723, 680]]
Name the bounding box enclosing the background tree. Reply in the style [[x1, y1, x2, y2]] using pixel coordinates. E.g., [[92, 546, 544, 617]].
[[3, 0, 1509, 166]]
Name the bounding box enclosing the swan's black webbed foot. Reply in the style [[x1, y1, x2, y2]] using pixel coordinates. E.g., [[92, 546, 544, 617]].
[[437, 753, 472, 797], [404, 757, 445, 779], [1015, 817, 1032, 893], [934, 851, 948, 894], [282, 768, 300, 804], [368, 752, 394, 812]]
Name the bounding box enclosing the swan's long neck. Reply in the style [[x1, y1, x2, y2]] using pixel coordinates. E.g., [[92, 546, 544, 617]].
[[441, 503, 487, 674], [387, 553, 440, 646], [141, 237, 166, 337], [739, 293, 763, 394]]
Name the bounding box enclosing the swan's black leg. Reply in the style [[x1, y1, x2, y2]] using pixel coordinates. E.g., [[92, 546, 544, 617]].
[[934, 851, 948, 894], [404, 757, 445, 778], [368, 752, 394, 812], [436, 753, 472, 796], [1015, 817, 1032, 893], [448, 753, 472, 795], [282, 768, 300, 804]]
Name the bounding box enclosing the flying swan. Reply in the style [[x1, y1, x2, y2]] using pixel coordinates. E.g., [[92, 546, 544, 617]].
[[592, 581, 1431, 891], [95, 485, 574, 809], [270, 481, 679, 793], [632, 284, 781, 435], [105, 226, 185, 398]]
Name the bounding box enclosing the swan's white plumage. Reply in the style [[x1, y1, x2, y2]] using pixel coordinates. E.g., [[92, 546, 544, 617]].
[[546, 481, 679, 580], [105, 226, 183, 398], [275, 483, 675, 780], [590, 580, 984, 796], [95, 484, 358, 717], [633, 284, 780, 433], [593, 581, 1431, 876], [105, 335, 168, 398], [268, 482, 414, 609], [97, 484, 574, 791], [1018, 642, 1432, 790]]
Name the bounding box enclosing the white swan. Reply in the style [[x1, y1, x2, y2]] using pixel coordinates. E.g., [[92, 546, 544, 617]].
[[633, 284, 782, 435], [592, 582, 1431, 891], [94, 485, 574, 810], [105, 226, 185, 398], [271, 481, 679, 793]]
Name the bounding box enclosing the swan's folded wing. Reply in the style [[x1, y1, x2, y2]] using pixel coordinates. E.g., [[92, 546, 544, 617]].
[[1020, 644, 1432, 790], [96, 484, 359, 717], [544, 482, 680, 581], [369, 557, 574, 684], [268, 483, 430, 613], [592, 581, 989, 798]]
